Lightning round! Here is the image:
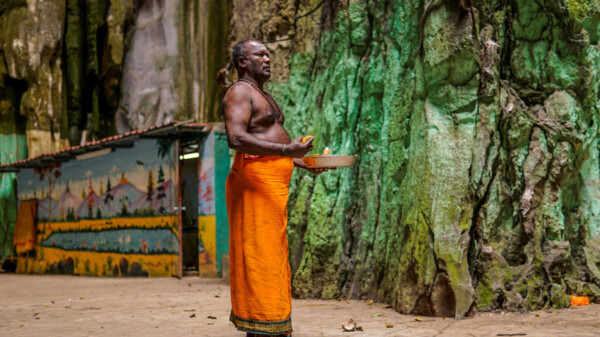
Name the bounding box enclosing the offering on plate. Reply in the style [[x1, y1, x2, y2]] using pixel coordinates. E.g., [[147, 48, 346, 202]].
[[301, 143, 357, 168], [301, 135, 313, 143]]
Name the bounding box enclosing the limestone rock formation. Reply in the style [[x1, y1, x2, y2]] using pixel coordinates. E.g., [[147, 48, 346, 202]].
[[117, 0, 231, 132], [226, 0, 600, 317], [0, 0, 231, 259], [0, 0, 66, 156], [0, 0, 65, 259], [1, 0, 600, 319]]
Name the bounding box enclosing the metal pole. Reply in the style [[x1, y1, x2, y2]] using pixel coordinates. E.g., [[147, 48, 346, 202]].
[[177, 139, 183, 278]]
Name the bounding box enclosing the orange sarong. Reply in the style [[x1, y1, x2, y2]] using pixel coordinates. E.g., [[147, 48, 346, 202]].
[[226, 152, 295, 335]]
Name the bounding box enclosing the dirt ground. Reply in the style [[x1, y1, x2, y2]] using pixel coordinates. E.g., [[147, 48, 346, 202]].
[[1, 275, 599, 337]]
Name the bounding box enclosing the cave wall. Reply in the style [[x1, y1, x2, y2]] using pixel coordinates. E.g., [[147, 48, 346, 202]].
[[0, 0, 231, 261], [227, 0, 600, 317], [1, 0, 600, 318], [0, 0, 65, 260], [117, 0, 232, 131]]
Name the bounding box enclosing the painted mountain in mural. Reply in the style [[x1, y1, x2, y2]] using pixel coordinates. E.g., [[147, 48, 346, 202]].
[[76, 191, 110, 219], [129, 179, 174, 213], [38, 194, 58, 220], [101, 173, 145, 216], [57, 189, 82, 220]]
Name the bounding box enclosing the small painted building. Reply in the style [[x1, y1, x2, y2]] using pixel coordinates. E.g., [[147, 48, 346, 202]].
[[0, 121, 230, 278]]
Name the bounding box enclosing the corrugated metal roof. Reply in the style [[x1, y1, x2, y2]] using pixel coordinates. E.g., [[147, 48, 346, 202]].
[[0, 121, 213, 172]]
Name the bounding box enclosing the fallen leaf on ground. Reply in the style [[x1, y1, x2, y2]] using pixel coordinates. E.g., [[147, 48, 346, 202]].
[[365, 299, 373, 305], [189, 313, 196, 318], [184, 309, 195, 312], [342, 318, 357, 331], [386, 323, 393, 328], [207, 316, 217, 319], [415, 318, 423, 322], [371, 313, 384, 317], [19, 324, 24, 327]]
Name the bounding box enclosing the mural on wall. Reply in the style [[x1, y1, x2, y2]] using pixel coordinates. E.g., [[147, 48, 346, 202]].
[[16, 139, 180, 277], [198, 132, 216, 276], [198, 132, 216, 216]]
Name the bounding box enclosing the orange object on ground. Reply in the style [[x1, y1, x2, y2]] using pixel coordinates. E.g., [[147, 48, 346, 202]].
[[13, 200, 38, 254], [571, 295, 590, 306], [226, 152, 294, 335]]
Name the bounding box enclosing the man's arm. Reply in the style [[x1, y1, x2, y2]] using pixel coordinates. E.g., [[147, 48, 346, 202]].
[[222, 85, 313, 157]]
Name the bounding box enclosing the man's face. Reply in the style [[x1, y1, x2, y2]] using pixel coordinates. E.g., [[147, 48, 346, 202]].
[[239, 40, 271, 81]]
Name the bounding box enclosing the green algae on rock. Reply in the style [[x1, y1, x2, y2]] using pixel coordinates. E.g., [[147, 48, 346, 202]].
[[0, 0, 600, 320], [233, 0, 600, 317]]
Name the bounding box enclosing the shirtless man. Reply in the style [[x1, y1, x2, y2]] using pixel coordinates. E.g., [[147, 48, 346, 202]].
[[222, 39, 324, 336], [222, 39, 316, 166]]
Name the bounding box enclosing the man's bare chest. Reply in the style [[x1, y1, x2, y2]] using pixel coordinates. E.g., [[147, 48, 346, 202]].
[[250, 93, 282, 127]]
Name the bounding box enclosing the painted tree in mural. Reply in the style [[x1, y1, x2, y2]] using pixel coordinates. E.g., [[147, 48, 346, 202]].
[[156, 166, 166, 214], [65, 183, 76, 221], [33, 163, 62, 221], [66, 208, 76, 222], [119, 196, 129, 217], [146, 169, 154, 215], [87, 178, 94, 219], [104, 179, 114, 213]]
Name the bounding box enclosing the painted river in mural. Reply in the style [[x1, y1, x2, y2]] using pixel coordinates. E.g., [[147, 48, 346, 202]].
[[41, 228, 179, 254]]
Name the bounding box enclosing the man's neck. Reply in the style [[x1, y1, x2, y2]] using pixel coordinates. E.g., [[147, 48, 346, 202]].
[[239, 74, 264, 90]]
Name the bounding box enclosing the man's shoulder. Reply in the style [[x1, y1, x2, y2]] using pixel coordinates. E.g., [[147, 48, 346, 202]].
[[224, 82, 253, 99], [222, 82, 253, 108]]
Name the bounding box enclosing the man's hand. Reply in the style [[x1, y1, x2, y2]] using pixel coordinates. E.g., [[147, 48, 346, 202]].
[[307, 167, 330, 175], [292, 157, 337, 175], [284, 136, 314, 158]]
